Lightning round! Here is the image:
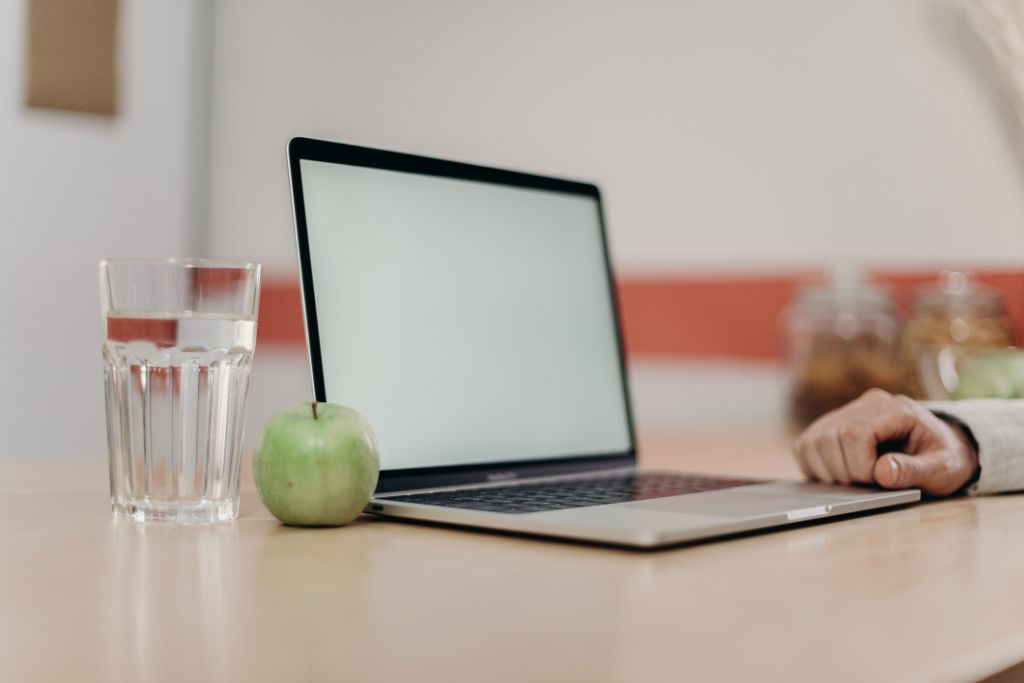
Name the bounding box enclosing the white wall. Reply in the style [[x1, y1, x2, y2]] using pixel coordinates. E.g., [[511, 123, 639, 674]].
[[207, 0, 1024, 275], [0, 1, 211, 460], [19, 1, 1016, 461], [203, 0, 1024, 447]]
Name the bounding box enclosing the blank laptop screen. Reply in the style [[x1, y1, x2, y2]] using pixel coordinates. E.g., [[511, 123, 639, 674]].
[[299, 158, 632, 471]]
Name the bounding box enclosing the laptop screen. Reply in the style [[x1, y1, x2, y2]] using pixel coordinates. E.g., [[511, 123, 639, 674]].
[[297, 154, 632, 472]]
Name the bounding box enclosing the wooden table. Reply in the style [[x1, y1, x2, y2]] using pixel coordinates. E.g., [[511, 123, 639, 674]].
[[3, 429, 1024, 683]]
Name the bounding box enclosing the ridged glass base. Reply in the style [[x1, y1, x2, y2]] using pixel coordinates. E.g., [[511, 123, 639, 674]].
[[112, 497, 239, 524]]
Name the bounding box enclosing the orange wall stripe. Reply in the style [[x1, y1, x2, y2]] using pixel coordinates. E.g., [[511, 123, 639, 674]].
[[257, 270, 1024, 360], [257, 276, 307, 347]]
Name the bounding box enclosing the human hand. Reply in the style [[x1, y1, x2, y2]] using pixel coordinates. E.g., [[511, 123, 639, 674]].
[[792, 389, 979, 496]]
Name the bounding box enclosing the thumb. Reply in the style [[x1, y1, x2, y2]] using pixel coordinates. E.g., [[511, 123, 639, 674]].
[[873, 452, 942, 493]]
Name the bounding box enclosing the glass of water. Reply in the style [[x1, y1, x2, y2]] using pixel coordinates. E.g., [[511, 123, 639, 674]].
[[100, 258, 261, 523]]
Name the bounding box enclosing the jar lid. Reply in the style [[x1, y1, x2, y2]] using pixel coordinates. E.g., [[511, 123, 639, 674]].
[[795, 264, 895, 313], [912, 271, 1005, 315]]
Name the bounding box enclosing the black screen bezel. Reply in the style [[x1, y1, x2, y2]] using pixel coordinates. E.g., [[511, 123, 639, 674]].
[[287, 137, 637, 493]]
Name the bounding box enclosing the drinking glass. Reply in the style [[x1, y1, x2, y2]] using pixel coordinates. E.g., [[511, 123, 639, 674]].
[[100, 258, 261, 523]]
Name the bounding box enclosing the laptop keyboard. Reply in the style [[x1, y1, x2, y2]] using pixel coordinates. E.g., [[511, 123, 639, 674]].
[[383, 471, 759, 514]]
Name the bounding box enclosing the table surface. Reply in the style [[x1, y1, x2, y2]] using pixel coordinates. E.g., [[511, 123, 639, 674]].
[[3, 429, 1024, 683]]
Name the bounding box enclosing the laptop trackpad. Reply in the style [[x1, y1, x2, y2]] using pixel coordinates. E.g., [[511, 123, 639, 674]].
[[628, 489, 839, 518]]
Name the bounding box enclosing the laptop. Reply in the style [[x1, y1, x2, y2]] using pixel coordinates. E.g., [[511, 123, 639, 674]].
[[286, 137, 919, 548]]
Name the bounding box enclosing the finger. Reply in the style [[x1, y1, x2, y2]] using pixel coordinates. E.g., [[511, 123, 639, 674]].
[[814, 431, 851, 485], [873, 452, 952, 495], [837, 425, 876, 483], [800, 438, 836, 483], [864, 395, 921, 446], [791, 441, 815, 481]]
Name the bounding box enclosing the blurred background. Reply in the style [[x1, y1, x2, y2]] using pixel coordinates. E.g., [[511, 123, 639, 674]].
[[6, 0, 1024, 462]]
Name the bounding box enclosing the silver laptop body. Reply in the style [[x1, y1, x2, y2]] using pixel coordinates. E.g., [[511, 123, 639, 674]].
[[287, 137, 919, 548]]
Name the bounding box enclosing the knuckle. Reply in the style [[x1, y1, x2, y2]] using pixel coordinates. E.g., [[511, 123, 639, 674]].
[[862, 387, 891, 403], [837, 423, 866, 444], [893, 394, 917, 411]]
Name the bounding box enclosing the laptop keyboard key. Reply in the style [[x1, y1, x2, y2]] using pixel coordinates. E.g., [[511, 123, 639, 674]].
[[383, 472, 759, 514]]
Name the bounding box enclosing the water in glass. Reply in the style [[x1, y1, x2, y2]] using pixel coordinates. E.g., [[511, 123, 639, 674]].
[[104, 310, 257, 522]]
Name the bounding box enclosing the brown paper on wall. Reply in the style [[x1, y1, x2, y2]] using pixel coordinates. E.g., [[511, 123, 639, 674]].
[[25, 0, 119, 116]]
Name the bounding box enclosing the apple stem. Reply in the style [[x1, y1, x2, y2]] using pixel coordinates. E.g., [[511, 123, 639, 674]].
[[312, 402, 318, 420]]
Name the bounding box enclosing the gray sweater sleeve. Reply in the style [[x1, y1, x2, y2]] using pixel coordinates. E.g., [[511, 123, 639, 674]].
[[924, 399, 1024, 495]]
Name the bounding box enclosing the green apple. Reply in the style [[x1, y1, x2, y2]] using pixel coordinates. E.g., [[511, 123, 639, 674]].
[[953, 358, 1015, 400], [993, 353, 1024, 398], [254, 402, 380, 526], [952, 368, 1012, 400]]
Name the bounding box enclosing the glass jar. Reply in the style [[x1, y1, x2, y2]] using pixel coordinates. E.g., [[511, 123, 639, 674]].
[[787, 267, 903, 429], [900, 271, 1014, 398]]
